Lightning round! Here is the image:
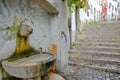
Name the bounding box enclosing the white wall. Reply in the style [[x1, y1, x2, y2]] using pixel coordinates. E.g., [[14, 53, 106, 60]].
[[48, 0, 69, 71], [0, 0, 51, 60], [0, 0, 69, 79], [107, 0, 119, 21], [71, 12, 76, 42], [88, 0, 101, 22]]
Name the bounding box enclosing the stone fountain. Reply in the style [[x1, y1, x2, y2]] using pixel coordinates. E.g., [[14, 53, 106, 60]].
[[1, 22, 56, 80], [0, 0, 69, 79]]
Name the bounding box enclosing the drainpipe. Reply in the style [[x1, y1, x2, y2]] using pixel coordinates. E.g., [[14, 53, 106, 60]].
[[68, 19, 72, 49], [68, 13, 72, 49], [75, 6, 80, 41], [75, 6, 78, 41]]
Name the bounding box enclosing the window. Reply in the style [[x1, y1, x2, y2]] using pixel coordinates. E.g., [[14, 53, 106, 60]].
[[118, 2, 120, 7], [113, 0, 117, 2], [112, 5, 114, 11], [87, 12, 89, 17], [115, 8, 117, 12]]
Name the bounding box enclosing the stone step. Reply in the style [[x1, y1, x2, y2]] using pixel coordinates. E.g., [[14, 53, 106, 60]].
[[78, 42, 120, 47], [85, 26, 120, 29], [71, 21, 120, 75], [77, 35, 120, 41], [82, 30, 120, 36], [69, 50, 120, 58], [78, 38, 120, 43], [87, 25, 120, 29], [83, 32, 120, 35], [88, 36, 120, 40], [81, 55, 120, 63], [69, 57, 120, 74], [77, 46, 120, 52], [88, 27, 120, 29], [84, 28, 120, 32], [99, 21, 120, 24], [87, 26, 120, 30], [88, 27, 120, 30], [69, 50, 120, 74], [70, 54, 120, 65], [63, 64, 120, 80], [81, 33, 120, 36], [87, 27, 120, 30], [81, 35, 120, 39], [84, 32, 120, 34], [87, 29, 120, 32], [88, 24, 120, 29], [89, 21, 120, 26], [69, 61, 120, 73]]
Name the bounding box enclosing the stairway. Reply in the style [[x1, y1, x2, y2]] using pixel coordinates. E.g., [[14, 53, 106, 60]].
[[68, 22, 120, 80]]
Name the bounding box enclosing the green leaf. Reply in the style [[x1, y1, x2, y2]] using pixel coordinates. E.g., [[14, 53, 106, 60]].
[[0, 16, 30, 37], [68, 0, 87, 12]]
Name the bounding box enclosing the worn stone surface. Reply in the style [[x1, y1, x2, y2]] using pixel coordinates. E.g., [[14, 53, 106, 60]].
[[48, 73, 65, 80], [0, 0, 50, 61], [61, 21, 120, 80], [0, 0, 69, 79], [2, 53, 55, 79], [61, 64, 120, 80]]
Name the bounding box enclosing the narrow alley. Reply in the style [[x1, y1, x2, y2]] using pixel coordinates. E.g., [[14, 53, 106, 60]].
[[0, 0, 120, 80], [61, 21, 120, 80]]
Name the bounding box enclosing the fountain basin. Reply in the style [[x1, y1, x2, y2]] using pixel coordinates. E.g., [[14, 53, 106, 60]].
[[2, 52, 56, 79]]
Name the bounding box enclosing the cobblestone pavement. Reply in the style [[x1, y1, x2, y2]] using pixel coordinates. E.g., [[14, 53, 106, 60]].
[[60, 64, 120, 80], [60, 22, 120, 80]]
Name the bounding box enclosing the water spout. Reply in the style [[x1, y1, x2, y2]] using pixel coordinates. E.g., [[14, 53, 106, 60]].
[[39, 47, 42, 54]]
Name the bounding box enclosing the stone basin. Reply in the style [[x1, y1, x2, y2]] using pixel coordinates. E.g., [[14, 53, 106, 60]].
[[2, 52, 56, 79]]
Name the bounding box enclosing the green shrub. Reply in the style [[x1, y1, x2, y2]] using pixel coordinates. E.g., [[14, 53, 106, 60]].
[[80, 24, 88, 34], [72, 41, 78, 47], [89, 20, 98, 24]]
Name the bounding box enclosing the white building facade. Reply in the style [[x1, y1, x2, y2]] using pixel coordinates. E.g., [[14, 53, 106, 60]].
[[71, 0, 120, 42], [71, 0, 102, 41], [107, 0, 119, 21]]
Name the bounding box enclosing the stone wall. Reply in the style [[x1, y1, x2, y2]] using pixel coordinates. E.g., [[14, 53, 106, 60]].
[[0, 0, 69, 79]]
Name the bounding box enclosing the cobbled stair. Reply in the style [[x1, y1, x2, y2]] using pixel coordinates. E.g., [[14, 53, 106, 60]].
[[61, 22, 120, 80]]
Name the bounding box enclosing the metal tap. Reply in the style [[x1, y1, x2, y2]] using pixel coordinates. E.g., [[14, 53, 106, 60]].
[[39, 47, 42, 54]]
